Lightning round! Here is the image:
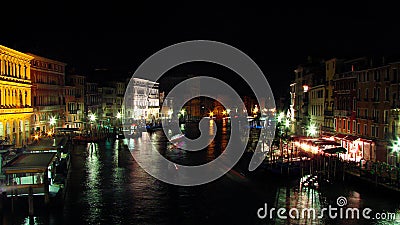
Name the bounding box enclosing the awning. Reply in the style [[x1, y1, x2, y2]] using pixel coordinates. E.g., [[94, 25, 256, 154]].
[[344, 135, 358, 141], [323, 147, 347, 154], [313, 140, 341, 146], [333, 133, 346, 139]]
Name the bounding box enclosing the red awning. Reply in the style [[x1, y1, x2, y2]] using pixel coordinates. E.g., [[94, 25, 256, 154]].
[[313, 140, 341, 146], [333, 133, 346, 139], [344, 135, 358, 141]]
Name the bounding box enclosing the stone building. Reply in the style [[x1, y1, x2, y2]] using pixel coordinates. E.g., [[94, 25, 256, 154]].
[[0, 45, 33, 147]]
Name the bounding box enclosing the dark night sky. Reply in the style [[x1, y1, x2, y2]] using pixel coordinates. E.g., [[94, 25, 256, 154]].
[[2, 1, 400, 99]]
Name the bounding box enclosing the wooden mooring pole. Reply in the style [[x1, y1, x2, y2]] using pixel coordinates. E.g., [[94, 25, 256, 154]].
[[28, 186, 34, 216]]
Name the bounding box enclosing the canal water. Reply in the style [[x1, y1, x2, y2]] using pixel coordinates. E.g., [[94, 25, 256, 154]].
[[2, 121, 399, 225]]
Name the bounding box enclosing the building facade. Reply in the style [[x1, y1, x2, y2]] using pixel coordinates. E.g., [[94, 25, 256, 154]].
[[65, 75, 85, 129], [85, 82, 102, 117], [124, 78, 160, 123], [0, 45, 33, 147], [28, 54, 66, 133], [323, 58, 343, 134], [293, 58, 325, 135], [308, 84, 325, 134]]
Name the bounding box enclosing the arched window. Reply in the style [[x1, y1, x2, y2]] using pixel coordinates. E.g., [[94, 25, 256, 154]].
[[0, 122, 3, 139]]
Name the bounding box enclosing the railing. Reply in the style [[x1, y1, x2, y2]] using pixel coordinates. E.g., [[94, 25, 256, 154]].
[[0, 107, 33, 114], [0, 74, 31, 84], [35, 105, 63, 111], [324, 110, 333, 116], [334, 110, 351, 117]]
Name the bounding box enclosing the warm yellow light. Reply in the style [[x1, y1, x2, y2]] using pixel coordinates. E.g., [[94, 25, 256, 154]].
[[34, 134, 39, 140], [253, 105, 259, 114], [209, 111, 214, 117], [308, 123, 317, 136], [116, 112, 122, 119], [47, 131, 53, 136], [222, 110, 227, 116], [303, 85, 309, 92]]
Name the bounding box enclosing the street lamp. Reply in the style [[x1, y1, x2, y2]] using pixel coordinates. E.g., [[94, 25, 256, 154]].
[[285, 119, 291, 129], [253, 105, 259, 115], [391, 137, 400, 166], [307, 123, 317, 137], [277, 112, 285, 123], [116, 112, 122, 119], [49, 116, 56, 134], [209, 111, 214, 118], [89, 113, 96, 122], [168, 109, 173, 118]]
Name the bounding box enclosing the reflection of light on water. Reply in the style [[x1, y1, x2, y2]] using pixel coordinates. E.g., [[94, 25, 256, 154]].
[[275, 184, 322, 224], [86, 142, 102, 223], [180, 123, 185, 131], [23, 216, 37, 225], [209, 120, 215, 135], [128, 138, 135, 150]]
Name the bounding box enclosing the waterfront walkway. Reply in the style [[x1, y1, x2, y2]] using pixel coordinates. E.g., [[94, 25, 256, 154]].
[[26, 136, 67, 152], [345, 160, 400, 192]]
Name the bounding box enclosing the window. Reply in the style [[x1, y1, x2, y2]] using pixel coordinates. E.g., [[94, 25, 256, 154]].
[[347, 120, 350, 132], [384, 110, 389, 123], [385, 69, 389, 81], [376, 88, 380, 101], [353, 120, 356, 133], [393, 68, 398, 82], [357, 123, 361, 134], [373, 87, 376, 100], [334, 118, 337, 130], [364, 124, 367, 135], [365, 88, 369, 100], [374, 70, 380, 81], [385, 87, 390, 101], [371, 125, 375, 137], [375, 110, 380, 122]]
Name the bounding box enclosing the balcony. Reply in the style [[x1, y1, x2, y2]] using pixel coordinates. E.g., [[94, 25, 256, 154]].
[[334, 110, 351, 117], [0, 107, 33, 114], [34, 105, 63, 112], [391, 109, 400, 120], [0, 74, 31, 85]]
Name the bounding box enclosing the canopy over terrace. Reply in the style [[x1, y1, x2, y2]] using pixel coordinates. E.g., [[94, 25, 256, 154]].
[[3, 152, 56, 174], [323, 147, 347, 154], [295, 137, 341, 154], [1, 152, 57, 196], [331, 134, 375, 161]]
